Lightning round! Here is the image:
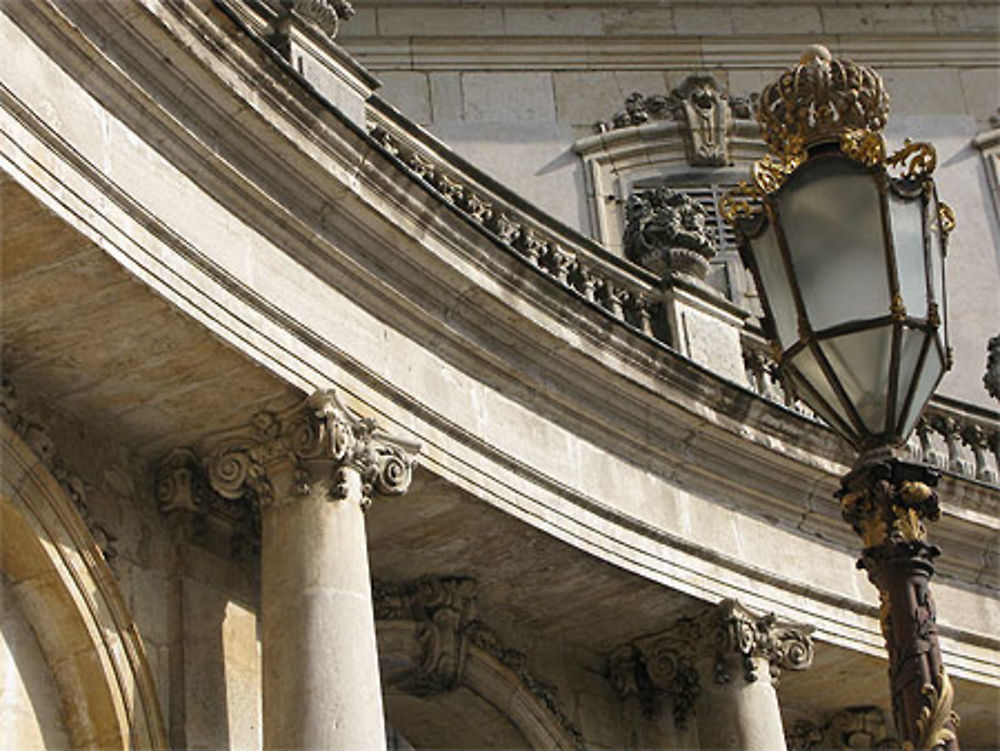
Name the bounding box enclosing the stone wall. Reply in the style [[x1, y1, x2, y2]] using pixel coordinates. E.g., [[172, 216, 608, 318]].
[[339, 1, 1000, 408]]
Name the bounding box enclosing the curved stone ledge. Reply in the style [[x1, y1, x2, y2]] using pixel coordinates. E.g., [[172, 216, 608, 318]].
[[2, 0, 997, 689]]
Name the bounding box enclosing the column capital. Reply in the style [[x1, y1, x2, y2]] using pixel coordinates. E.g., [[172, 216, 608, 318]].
[[698, 599, 815, 685], [156, 389, 420, 522], [612, 599, 814, 731]]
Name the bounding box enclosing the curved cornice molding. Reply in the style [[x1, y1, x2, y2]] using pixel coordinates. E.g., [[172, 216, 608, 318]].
[[2, 0, 997, 683]]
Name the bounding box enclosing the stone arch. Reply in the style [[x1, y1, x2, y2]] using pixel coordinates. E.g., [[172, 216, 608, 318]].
[[0, 420, 167, 749], [378, 620, 582, 750]]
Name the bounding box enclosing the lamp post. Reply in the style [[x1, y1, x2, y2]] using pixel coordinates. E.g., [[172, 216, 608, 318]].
[[723, 46, 960, 751]]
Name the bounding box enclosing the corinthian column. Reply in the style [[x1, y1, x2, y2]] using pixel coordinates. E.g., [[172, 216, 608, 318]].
[[202, 390, 419, 750]]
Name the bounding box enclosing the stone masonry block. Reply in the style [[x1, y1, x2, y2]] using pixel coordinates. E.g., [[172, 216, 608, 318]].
[[882, 68, 965, 116], [502, 7, 604, 36], [821, 5, 934, 34], [731, 5, 822, 35], [462, 72, 556, 123], [377, 7, 503, 37], [429, 72, 463, 122], [377, 71, 432, 124], [673, 5, 734, 35], [959, 69, 1000, 123], [601, 7, 675, 36], [553, 71, 667, 126]]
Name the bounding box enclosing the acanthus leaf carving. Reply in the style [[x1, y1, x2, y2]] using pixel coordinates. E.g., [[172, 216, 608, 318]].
[[624, 188, 717, 281]]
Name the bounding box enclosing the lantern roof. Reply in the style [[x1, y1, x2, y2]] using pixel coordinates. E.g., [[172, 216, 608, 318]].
[[757, 45, 890, 155]]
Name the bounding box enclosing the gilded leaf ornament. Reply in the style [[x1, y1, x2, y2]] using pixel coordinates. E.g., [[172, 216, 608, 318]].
[[901, 670, 960, 751]]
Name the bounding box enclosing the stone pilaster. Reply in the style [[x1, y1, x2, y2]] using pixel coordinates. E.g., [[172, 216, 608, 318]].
[[610, 599, 813, 750], [157, 389, 419, 750]]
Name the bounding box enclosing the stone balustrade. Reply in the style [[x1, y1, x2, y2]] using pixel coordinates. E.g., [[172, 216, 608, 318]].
[[366, 99, 660, 338]]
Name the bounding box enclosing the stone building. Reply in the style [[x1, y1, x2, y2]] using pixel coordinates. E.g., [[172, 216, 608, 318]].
[[1, 1, 998, 749]]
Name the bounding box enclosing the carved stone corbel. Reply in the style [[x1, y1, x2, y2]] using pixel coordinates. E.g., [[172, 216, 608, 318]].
[[668, 74, 732, 166]]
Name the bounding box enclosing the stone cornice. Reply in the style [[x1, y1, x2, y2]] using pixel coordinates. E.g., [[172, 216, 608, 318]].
[[339, 34, 999, 72]]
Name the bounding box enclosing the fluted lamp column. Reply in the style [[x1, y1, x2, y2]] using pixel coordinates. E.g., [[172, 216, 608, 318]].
[[202, 390, 419, 750], [724, 45, 959, 750]]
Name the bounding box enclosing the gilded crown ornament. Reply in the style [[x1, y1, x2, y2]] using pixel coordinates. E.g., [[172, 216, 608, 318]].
[[757, 45, 889, 155], [721, 45, 951, 225]]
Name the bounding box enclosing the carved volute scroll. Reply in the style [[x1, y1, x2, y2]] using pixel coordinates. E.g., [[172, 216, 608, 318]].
[[623, 188, 718, 281], [611, 599, 814, 731], [155, 389, 420, 538]]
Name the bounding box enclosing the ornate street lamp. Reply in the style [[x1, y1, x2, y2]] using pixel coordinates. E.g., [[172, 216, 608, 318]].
[[723, 46, 960, 750]]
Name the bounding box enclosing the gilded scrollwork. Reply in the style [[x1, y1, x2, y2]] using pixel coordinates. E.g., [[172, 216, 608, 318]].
[[901, 669, 960, 751], [886, 139, 938, 178]]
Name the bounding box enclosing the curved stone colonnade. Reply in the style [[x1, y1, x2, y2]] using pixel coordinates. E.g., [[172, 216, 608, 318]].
[[1, 0, 997, 748]]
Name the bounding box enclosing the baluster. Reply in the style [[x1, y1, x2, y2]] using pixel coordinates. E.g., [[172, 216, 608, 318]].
[[962, 424, 999, 484]]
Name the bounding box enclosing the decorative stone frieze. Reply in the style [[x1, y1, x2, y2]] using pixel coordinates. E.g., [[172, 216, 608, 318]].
[[157, 389, 418, 523], [596, 75, 754, 167], [623, 188, 717, 281], [374, 576, 586, 749], [1, 378, 118, 565], [609, 599, 813, 731], [787, 706, 901, 750], [367, 120, 657, 338]]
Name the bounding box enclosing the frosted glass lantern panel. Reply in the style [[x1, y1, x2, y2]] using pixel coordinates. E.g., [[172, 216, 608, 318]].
[[928, 192, 945, 311], [899, 341, 945, 439], [819, 328, 894, 435], [894, 327, 929, 425], [777, 160, 890, 332], [889, 192, 928, 320], [788, 347, 855, 434], [748, 223, 799, 349]]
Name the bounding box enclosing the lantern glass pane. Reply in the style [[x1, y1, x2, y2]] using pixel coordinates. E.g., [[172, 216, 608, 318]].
[[748, 223, 799, 349], [889, 192, 928, 320], [894, 327, 928, 432], [788, 347, 855, 436], [778, 159, 889, 332], [900, 341, 945, 440], [928, 191, 945, 309], [819, 327, 893, 435]]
